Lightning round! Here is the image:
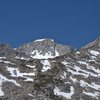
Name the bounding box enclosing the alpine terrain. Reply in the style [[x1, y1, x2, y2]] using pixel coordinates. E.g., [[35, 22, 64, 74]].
[[0, 37, 100, 100]]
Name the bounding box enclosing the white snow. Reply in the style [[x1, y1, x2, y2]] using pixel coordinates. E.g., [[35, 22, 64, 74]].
[[15, 56, 30, 61], [70, 76, 78, 83], [0, 74, 20, 96], [6, 67, 35, 81], [55, 50, 59, 56], [75, 65, 98, 77], [78, 60, 100, 76], [0, 57, 6, 59], [86, 65, 100, 76], [24, 78, 33, 82], [0, 87, 4, 96], [34, 39, 46, 42], [31, 50, 53, 59], [78, 61, 88, 66], [0, 60, 14, 65], [80, 80, 100, 90], [91, 56, 96, 59], [62, 61, 100, 77], [63, 64, 89, 77], [83, 91, 99, 98], [34, 39, 54, 42], [62, 60, 100, 91], [76, 51, 80, 54], [35, 39, 45, 42], [91, 82, 100, 90], [31, 50, 60, 59], [62, 61, 69, 65], [54, 86, 74, 99], [0, 74, 5, 96], [26, 65, 35, 68], [7, 67, 35, 76], [62, 61, 88, 77], [67, 66, 89, 78], [90, 50, 100, 56], [28, 94, 33, 97], [41, 60, 51, 72], [13, 48, 17, 50], [61, 71, 67, 79]]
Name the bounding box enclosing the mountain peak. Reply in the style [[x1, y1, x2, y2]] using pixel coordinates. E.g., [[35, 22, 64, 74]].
[[17, 39, 72, 59]]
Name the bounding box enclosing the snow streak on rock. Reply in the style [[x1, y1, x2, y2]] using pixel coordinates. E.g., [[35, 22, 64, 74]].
[[54, 86, 74, 99]]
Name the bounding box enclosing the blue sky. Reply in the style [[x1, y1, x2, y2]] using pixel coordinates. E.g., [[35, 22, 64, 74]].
[[0, 0, 100, 48]]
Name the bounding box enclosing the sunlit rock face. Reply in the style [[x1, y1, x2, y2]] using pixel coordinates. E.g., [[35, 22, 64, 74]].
[[0, 37, 100, 100]]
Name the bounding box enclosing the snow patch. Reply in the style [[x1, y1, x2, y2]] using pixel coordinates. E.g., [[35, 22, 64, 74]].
[[62, 61, 100, 77], [62, 61, 69, 65], [31, 50, 53, 59], [0, 60, 14, 65], [35, 39, 46, 42], [6, 67, 35, 82], [41, 60, 51, 72], [31, 50, 59, 59], [28, 93, 33, 97], [76, 51, 80, 54], [80, 80, 100, 90], [83, 91, 99, 99], [24, 78, 33, 82], [54, 86, 74, 99], [34, 39, 54, 42], [90, 50, 100, 56], [78, 61, 88, 66], [55, 50, 59, 56], [0, 74, 20, 96], [60, 71, 67, 79], [86, 65, 100, 76], [15, 56, 30, 61], [70, 76, 78, 83], [26, 65, 35, 68], [0, 57, 6, 59]]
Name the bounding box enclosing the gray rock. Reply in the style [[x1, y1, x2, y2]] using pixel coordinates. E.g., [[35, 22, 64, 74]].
[[17, 39, 72, 58], [0, 37, 100, 100]]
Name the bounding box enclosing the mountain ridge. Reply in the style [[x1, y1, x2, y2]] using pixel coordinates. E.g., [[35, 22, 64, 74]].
[[0, 37, 99, 100]]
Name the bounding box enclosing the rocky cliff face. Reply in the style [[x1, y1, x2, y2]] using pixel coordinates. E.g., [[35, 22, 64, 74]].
[[0, 38, 100, 100]]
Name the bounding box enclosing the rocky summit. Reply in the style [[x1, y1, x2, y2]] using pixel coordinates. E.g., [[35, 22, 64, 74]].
[[0, 38, 100, 100]]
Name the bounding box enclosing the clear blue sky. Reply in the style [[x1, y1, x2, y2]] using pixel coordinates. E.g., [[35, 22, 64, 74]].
[[0, 0, 100, 48]]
